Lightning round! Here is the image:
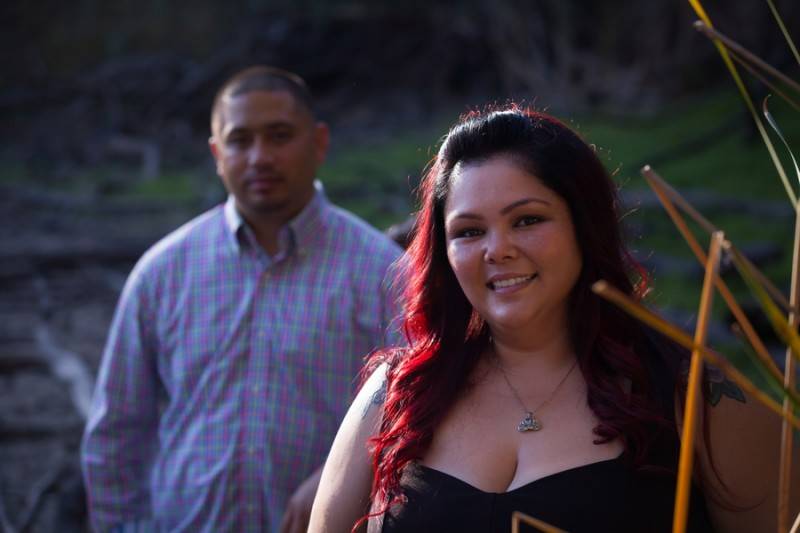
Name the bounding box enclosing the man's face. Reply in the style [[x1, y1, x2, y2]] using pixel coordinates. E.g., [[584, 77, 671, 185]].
[[209, 89, 329, 223]]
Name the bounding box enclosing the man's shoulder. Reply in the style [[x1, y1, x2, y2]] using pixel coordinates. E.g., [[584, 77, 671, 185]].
[[135, 204, 227, 276], [323, 203, 402, 261]]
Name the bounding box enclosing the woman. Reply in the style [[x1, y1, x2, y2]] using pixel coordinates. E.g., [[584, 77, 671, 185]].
[[308, 106, 789, 532]]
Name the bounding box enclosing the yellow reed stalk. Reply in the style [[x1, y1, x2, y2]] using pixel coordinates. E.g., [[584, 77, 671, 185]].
[[591, 280, 800, 428], [672, 231, 724, 533], [687, 0, 796, 205], [779, 206, 800, 533], [511, 511, 569, 533], [792, 509, 800, 533], [765, 0, 800, 67], [642, 166, 786, 384]]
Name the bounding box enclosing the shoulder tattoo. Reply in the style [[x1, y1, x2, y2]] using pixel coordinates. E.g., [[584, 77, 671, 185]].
[[361, 377, 388, 419], [705, 370, 746, 406], [681, 358, 746, 406]]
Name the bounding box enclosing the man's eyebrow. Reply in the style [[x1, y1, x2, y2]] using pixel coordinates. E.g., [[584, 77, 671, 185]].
[[224, 121, 294, 137]]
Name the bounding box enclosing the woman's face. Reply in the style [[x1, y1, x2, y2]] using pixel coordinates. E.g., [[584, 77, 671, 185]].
[[443, 155, 582, 335]]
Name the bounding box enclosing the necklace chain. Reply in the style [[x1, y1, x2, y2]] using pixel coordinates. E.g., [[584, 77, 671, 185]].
[[495, 358, 578, 433]]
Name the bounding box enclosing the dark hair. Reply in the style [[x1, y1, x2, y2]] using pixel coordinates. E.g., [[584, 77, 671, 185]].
[[365, 105, 669, 513], [210, 65, 316, 135]]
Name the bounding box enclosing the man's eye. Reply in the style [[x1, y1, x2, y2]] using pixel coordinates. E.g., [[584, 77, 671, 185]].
[[270, 130, 293, 143], [227, 136, 250, 147]]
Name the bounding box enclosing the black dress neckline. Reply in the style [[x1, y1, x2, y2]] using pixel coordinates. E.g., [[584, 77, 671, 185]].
[[413, 453, 626, 495]]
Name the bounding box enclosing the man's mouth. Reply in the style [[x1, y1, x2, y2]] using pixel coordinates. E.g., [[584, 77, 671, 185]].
[[248, 173, 282, 182], [487, 273, 538, 290], [246, 175, 283, 190]]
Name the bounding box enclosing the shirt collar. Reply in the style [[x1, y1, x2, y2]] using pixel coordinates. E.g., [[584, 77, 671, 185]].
[[223, 180, 329, 256], [223, 195, 246, 253], [288, 180, 329, 256]]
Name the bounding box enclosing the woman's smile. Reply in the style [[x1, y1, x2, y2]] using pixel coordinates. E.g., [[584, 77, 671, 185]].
[[486, 273, 538, 292]]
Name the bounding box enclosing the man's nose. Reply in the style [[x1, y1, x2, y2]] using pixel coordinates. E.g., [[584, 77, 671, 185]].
[[248, 137, 274, 166], [484, 231, 517, 264]]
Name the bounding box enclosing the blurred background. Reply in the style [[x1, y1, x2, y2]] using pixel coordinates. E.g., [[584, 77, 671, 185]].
[[2, 1, 799, 531]]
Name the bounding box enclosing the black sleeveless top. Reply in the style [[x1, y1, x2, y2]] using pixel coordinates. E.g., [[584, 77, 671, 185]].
[[380, 341, 715, 532]]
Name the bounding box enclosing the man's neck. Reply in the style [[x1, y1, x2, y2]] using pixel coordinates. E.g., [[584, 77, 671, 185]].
[[241, 209, 290, 256], [236, 202, 306, 256]]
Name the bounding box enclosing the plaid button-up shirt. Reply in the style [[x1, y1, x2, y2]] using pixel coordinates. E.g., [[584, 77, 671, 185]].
[[82, 184, 402, 532]]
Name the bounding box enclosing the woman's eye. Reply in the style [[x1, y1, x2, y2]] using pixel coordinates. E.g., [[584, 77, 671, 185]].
[[453, 228, 483, 239], [516, 216, 542, 227]]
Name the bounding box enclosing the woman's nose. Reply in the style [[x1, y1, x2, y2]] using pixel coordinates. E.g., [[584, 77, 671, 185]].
[[483, 231, 517, 264]]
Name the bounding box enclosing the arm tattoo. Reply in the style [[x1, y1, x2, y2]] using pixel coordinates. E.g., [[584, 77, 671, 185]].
[[361, 378, 387, 419]]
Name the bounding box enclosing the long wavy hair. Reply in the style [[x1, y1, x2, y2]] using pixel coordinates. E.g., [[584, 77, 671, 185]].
[[365, 105, 672, 513]]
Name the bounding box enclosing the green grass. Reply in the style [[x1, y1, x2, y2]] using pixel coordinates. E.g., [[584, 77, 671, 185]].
[[125, 171, 199, 201], [579, 90, 798, 198], [320, 116, 457, 229], [575, 89, 797, 317]]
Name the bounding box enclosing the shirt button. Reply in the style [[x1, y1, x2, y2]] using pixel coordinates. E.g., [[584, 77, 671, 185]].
[[247, 504, 255, 513], [251, 385, 260, 394], [248, 446, 255, 455]]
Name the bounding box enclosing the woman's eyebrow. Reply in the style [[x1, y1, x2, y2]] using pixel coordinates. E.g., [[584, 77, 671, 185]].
[[500, 197, 550, 214], [447, 197, 550, 223]]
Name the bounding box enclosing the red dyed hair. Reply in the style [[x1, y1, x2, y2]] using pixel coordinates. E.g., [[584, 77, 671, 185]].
[[363, 105, 673, 517]]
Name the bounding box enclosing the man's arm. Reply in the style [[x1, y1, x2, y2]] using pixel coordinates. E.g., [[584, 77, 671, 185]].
[[279, 465, 324, 533], [379, 258, 405, 348], [81, 267, 160, 531]]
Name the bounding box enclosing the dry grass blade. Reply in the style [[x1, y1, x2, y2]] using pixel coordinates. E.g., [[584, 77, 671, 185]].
[[672, 231, 723, 533], [727, 245, 800, 369], [643, 167, 793, 313], [642, 166, 716, 234], [687, 1, 797, 206], [764, 95, 800, 190], [779, 208, 800, 533], [765, 0, 800, 67], [729, 53, 800, 112], [792, 509, 800, 533], [693, 21, 800, 96], [642, 166, 787, 384], [511, 511, 569, 533], [591, 280, 800, 423]]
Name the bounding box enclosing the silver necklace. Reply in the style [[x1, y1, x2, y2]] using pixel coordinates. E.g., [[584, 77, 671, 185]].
[[495, 358, 578, 433]]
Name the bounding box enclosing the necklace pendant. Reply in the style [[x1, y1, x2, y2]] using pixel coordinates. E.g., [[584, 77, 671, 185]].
[[517, 412, 541, 432]]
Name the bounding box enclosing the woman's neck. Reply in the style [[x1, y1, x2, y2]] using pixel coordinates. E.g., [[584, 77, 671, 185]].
[[489, 326, 576, 373]]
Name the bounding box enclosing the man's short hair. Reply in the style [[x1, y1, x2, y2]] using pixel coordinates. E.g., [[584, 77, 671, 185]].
[[211, 65, 316, 135]]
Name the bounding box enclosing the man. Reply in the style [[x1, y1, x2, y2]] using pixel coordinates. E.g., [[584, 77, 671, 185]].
[[81, 66, 402, 532]]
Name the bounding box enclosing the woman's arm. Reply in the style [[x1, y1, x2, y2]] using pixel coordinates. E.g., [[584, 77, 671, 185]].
[[690, 372, 800, 533], [309, 364, 388, 533]]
